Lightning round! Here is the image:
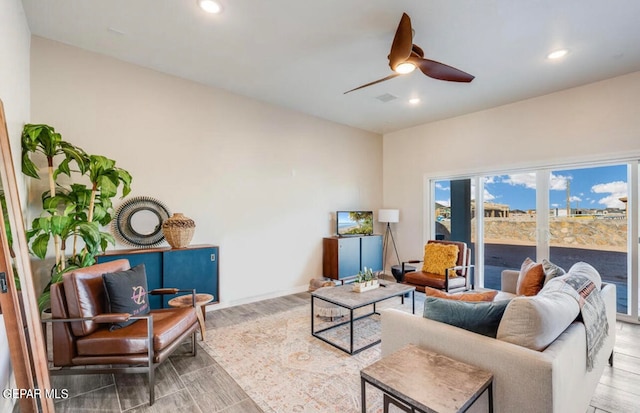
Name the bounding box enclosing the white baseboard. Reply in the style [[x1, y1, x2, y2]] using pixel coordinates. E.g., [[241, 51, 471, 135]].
[[205, 284, 309, 313]]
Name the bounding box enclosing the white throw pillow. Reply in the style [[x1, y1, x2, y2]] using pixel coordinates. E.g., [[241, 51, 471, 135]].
[[496, 287, 579, 351]]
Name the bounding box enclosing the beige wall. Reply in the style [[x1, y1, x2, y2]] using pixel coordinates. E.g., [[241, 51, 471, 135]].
[[383, 71, 640, 261], [0, 0, 31, 408], [30, 37, 383, 306]]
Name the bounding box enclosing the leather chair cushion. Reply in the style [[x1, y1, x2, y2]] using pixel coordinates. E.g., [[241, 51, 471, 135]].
[[63, 259, 131, 337], [404, 271, 467, 290], [76, 307, 198, 356]]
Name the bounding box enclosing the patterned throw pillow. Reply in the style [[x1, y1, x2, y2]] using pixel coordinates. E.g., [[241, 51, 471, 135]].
[[516, 258, 545, 296], [421, 243, 459, 277], [542, 258, 566, 285], [424, 286, 497, 302], [102, 264, 150, 330]]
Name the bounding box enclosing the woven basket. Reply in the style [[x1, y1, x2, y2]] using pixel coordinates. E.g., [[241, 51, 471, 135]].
[[162, 213, 195, 248]]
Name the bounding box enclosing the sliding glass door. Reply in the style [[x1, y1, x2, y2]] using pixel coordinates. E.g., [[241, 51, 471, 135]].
[[481, 173, 537, 290], [547, 165, 628, 314], [429, 161, 639, 319]]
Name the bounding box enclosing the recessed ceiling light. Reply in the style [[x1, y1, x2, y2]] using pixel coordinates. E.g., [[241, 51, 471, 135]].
[[547, 49, 568, 60], [409, 98, 421, 105], [198, 0, 222, 14]]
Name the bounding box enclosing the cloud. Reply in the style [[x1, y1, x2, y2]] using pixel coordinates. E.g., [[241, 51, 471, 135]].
[[484, 189, 496, 201], [435, 182, 450, 191], [592, 181, 627, 208], [503, 173, 536, 189], [550, 173, 570, 191], [569, 195, 582, 202]]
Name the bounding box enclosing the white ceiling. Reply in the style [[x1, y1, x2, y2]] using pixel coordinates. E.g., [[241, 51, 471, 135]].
[[21, 0, 640, 134]]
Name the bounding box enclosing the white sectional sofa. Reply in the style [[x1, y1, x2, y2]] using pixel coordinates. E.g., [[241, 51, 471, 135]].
[[380, 269, 616, 413]]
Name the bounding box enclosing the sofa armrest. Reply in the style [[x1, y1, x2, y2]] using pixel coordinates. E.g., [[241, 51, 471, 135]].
[[501, 270, 519, 294]]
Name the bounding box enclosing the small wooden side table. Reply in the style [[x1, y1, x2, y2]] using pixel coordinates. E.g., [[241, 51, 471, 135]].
[[168, 293, 214, 340], [361, 344, 493, 413]]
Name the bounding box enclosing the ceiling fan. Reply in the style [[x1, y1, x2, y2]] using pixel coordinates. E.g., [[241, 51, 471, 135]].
[[344, 12, 475, 94]]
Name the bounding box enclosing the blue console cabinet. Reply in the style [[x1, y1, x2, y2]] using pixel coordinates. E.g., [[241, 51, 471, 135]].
[[97, 244, 219, 309], [322, 235, 382, 280]]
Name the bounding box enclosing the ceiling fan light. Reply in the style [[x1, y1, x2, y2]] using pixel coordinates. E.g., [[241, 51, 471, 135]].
[[395, 62, 416, 74], [547, 49, 568, 60], [198, 0, 222, 14]]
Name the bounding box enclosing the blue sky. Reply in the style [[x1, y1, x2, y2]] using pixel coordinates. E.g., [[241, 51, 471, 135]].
[[435, 164, 628, 211]]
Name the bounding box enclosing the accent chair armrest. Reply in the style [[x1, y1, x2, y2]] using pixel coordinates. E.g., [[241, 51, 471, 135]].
[[42, 313, 152, 324], [402, 260, 423, 273]]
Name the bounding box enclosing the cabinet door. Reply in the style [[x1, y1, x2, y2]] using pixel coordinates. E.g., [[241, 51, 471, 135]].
[[96, 252, 163, 309], [338, 237, 361, 278], [162, 247, 218, 307], [361, 235, 383, 272]]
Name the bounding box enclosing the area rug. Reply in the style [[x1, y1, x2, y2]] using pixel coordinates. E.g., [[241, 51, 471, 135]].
[[203, 299, 418, 413]]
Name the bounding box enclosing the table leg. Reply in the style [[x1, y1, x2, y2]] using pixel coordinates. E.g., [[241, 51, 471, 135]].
[[411, 290, 415, 314], [361, 377, 366, 413], [350, 308, 354, 354], [196, 306, 206, 340], [488, 381, 494, 413]]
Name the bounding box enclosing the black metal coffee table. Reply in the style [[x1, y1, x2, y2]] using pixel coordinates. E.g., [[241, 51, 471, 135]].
[[311, 282, 415, 354]]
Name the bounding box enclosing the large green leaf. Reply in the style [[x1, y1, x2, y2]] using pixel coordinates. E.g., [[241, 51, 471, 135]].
[[31, 233, 50, 260]]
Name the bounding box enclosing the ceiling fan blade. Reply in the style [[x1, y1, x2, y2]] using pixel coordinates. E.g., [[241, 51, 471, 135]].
[[344, 73, 401, 94], [411, 44, 424, 58], [410, 56, 475, 82], [388, 13, 413, 71]]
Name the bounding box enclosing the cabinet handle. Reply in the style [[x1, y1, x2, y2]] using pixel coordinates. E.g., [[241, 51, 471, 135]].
[[211, 253, 216, 262]]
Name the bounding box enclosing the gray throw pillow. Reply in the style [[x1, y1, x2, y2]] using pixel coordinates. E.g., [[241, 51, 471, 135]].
[[542, 258, 566, 285], [423, 296, 511, 338]]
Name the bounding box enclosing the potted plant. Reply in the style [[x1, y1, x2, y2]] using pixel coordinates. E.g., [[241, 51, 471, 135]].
[[353, 267, 379, 292], [21, 124, 132, 311]]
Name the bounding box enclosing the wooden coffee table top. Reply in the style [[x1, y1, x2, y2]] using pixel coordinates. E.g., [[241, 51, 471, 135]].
[[311, 282, 414, 309], [361, 344, 493, 413]]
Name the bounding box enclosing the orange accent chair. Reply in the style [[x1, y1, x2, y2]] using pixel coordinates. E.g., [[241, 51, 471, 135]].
[[401, 240, 473, 293], [46, 259, 199, 405]]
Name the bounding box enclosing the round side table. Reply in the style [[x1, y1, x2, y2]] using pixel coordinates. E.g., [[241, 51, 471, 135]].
[[168, 293, 214, 340]]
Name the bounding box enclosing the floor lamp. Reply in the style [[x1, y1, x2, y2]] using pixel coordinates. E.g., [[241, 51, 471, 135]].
[[378, 209, 400, 274]]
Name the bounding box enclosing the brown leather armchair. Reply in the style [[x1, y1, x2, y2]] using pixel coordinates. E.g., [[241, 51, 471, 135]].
[[46, 259, 199, 405], [401, 240, 473, 293]]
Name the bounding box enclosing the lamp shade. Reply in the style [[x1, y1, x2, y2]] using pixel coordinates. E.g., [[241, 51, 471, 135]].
[[378, 209, 400, 223]]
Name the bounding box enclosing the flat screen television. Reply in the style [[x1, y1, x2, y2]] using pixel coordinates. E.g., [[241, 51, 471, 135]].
[[336, 211, 373, 236]]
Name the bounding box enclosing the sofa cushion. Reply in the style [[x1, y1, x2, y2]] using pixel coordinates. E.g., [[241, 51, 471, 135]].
[[496, 277, 580, 351], [422, 243, 459, 276], [542, 258, 566, 285], [516, 257, 545, 296], [424, 286, 497, 302], [423, 296, 510, 338]]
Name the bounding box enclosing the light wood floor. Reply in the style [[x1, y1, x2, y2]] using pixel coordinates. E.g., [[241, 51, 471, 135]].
[[44, 292, 640, 413]]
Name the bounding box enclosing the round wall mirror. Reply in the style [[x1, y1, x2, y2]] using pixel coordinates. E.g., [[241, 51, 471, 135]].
[[113, 196, 171, 247]]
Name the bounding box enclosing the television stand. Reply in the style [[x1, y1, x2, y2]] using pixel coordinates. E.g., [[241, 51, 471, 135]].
[[322, 235, 382, 281]]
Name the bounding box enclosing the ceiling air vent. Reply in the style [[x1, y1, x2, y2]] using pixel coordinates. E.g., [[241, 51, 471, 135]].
[[375, 93, 397, 103]]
